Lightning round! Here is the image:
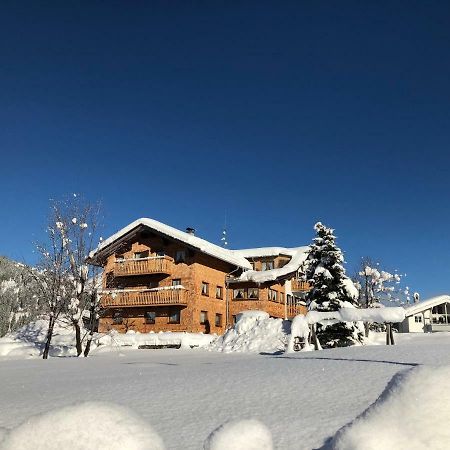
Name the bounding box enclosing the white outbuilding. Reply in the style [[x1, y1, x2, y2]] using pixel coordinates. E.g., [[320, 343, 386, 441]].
[[397, 295, 450, 333]]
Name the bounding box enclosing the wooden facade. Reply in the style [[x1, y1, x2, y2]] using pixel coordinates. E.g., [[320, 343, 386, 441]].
[[91, 223, 309, 335]]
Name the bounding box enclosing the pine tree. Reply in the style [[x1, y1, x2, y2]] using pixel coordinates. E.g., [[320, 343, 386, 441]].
[[304, 222, 363, 348]]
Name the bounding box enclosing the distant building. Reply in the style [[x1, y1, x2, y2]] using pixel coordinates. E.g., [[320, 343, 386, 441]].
[[397, 295, 450, 332], [87, 218, 310, 334]]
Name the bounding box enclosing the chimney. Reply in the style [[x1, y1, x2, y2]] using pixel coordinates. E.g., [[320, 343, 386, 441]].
[[186, 227, 196, 236]]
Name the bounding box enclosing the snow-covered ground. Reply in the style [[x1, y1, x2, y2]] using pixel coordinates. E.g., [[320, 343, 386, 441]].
[[1, 330, 450, 449], [0, 319, 215, 359]]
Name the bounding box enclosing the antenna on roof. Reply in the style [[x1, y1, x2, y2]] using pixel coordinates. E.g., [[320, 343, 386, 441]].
[[220, 212, 228, 248]]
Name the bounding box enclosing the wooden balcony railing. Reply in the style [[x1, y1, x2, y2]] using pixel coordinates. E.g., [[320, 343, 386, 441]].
[[287, 304, 307, 318], [101, 289, 187, 307], [113, 256, 173, 277], [291, 278, 309, 292]]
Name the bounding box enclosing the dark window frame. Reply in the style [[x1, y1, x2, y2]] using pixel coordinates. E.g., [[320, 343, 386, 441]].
[[175, 249, 187, 263], [201, 282, 209, 296], [200, 310, 208, 325], [168, 308, 181, 324], [145, 311, 156, 324]]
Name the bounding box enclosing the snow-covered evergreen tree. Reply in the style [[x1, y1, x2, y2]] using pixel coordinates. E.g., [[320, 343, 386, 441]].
[[304, 222, 363, 348], [0, 256, 42, 337]]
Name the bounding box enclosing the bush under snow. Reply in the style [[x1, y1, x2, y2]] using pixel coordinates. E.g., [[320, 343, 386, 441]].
[[0, 402, 165, 450], [209, 311, 288, 353], [330, 365, 450, 450], [204, 419, 273, 450]]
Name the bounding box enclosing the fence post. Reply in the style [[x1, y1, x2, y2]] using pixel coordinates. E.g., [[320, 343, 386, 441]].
[[386, 323, 393, 345]]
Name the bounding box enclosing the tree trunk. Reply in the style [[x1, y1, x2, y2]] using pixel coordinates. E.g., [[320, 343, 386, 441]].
[[73, 320, 83, 356], [364, 321, 370, 338], [311, 324, 320, 350], [43, 315, 56, 359], [84, 335, 92, 357]]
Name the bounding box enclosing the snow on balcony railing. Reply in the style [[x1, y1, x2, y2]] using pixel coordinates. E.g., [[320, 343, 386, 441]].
[[101, 287, 187, 307], [113, 256, 173, 276]]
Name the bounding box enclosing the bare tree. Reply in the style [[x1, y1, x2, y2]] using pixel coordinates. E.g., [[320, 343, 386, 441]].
[[34, 195, 102, 359], [51, 195, 101, 356], [354, 257, 411, 337], [34, 218, 73, 359]]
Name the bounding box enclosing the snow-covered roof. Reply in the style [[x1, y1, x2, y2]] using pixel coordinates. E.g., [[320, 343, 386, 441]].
[[230, 246, 310, 284], [403, 295, 450, 317], [233, 247, 304, 258], [88, 218, 252, 270]]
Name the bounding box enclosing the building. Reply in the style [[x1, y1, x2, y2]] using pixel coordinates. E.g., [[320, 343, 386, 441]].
[[87, 218, 310, 334], [397, 295, 450, 332]]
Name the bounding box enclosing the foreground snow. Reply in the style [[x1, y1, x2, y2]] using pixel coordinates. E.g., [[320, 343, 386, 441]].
[[0, 402, 165, 450], [1, 332, 450, 449], [331, 365, 450, 450]]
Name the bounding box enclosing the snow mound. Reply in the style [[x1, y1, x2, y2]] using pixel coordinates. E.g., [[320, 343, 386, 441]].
[[0, 319, 78, 359], [0, 401, 165, 450], [210, 311, 288, 353], [330, 365, 450, 450], [0, 318, 216, 360], [286, 315, 313, 352], [97, 330, 215, 350], [204, 419, 273, 450]]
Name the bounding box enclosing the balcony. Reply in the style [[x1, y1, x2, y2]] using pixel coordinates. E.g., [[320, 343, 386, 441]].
[[286, 304, 307, 318], [113, 256, 173, 277], [291, 278, 309, 292], [101, 288, 187, 308]]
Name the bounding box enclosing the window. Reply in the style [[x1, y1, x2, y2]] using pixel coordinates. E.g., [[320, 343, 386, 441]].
[[156, 250, 165, 257], [232, 315, 237, 324], [148, 281, 158, 289], [200, 310, 208, 325], [116, 254, 125, 262], [201, 282, 209, 296], [248, 288, 259, 299], [215, 313, 223, 327], [261, 260, 274, 271], [268, 289, 278, 302], [175, 250, 186, 263], [233, 288, 245, 299], [414, 315, 422, 323], [172, 279, 182, 286], [145, 311, 156, 324], [216, 286, 223, 299], [112, 311, 123, 324], [168, 308, 181, 324], [134, 251, 149, 259]]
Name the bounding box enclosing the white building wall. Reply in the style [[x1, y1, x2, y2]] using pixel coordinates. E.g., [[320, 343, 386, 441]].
[[407, 315, 425, 333]]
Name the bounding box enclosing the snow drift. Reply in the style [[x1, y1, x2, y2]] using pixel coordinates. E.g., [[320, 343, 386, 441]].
[[204, 419, 273, 450], [0, 319, 78, 359], [97, 329, 215, 350], [0, 402, 165, 450], [209, 311, 288, 353], [0, 319, 215, 359], [330, 365, 450, 450]]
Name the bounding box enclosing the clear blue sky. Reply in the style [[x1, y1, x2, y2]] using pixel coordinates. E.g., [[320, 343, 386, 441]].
[[1, 1, 449, 298]]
